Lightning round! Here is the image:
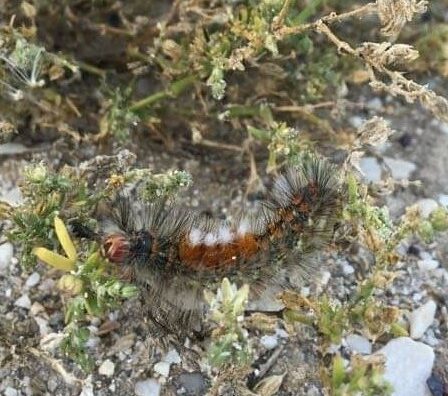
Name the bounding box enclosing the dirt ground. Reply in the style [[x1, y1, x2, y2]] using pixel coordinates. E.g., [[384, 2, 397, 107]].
[[1, 2, 448, 396]]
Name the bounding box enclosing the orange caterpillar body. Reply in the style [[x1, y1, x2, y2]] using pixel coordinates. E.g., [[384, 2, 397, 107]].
[[102, 157, 342, 337]]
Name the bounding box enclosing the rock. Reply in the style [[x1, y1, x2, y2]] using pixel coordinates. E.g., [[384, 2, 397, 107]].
[[383, 157, 416, 180], [34, 316, 50, 336], [416, 199, 439, 219], [0, 142, 30, 155], [176, 373, 207, 396], [247, 288, 284, 312], [135, 379, 161, 396], [15, 294, 31, 309], [163, 349, 181, 365], [319, 271, 331, 287], [367, 97, 383, 111], [79, 376, 94, 396], [410, 300, 437, 339], [345, 334, 372, 355], [341, 262, 355, 276], [4, 388, 18, 396], [359, 157, 382, 183], [0, 242, 14, 271], [417, 258, 439, 271], [40, 332, 65, 352], [349, 116, 365, 128], [260, 335, 278, 350], [98, 359, 115, 377], [275, 329, 289, 339], [438, 194, 448, 208], [30, 301, 45, 316], [154, 361, 171, 377], [25, 272, 41, 288], [375, 337, 434, 396]]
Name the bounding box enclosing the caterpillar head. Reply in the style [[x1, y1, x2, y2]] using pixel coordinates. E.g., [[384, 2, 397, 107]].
[[102, 231, 153, 265]]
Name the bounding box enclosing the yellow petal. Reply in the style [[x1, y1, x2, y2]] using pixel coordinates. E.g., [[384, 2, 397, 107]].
[[33, 247, 75, 271], [54, 216, 77, 261]]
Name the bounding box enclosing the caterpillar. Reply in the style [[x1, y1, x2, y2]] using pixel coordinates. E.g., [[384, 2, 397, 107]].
[[101, 156, 342, 340]]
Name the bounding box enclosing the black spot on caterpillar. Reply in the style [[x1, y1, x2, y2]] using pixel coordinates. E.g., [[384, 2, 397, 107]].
[[101, 156, 343, 340]]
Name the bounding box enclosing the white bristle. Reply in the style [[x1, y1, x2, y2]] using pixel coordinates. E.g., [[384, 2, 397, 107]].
[[204, 232, 218, 246], [189, 228, 203, 245], [217, 226, 233, 243], [237, 218, 251, 236]]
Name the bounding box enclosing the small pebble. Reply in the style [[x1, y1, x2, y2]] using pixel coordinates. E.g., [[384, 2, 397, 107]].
[[0, 142, 29, 155], [15, 294, 31, 309], [345, 334, 372, 355], [0, 242, 14, 271], [260, 335, 278, 350], [135, 379, 161, 396], [319, 271, 331, 287], [367, 97, 383, 111], [79, 376, 94, 396], [176, 373, 207, 395], [410, 300, 437, 339], [154, 361, 171, 377], [359, 157, 382, 183], [163, 349, 181, 365], [416, 199, 439, 218], [437, 194, 448, 207], [383, 157, 416, 180], [4, 387, 18, 396], [34, 316, 50, 336], [275, 328, 289, 339], [98, 359, 115, 377], [25, 272, 41, 288], [30, 302, 45, 316], [349, 115, 365, 128], [375, 337, 434, 396], [341, 262, 355, 276], [417, 258, 439, 271]]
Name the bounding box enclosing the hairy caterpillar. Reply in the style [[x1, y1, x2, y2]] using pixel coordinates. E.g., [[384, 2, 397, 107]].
[[101, 156, 342, 339]]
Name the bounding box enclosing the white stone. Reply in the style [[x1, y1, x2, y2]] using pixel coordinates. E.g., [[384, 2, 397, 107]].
[[0, 143, 29, 155], [154, 361, 171, 377], [135, 379, 161, 396], [438, 194, 448, 207], [416, 199, 439, 219], [0, 242, 14, 271], [98, 359, 115, 377], [375, 337, 434, 396], [320, 271, 331, 287], [300, 287, 310, 297], [163, 349, 181, 365], [359, 157, 382, 183], [410, 300, 437, 339], [349, 115, 365, 128], [345, 334, 372, 355], [439, 122, 448, 135], [4, 387, 18, 396], [276, 329, 289, 339], [40, 332, 65, 352], [260, 335, 278, 350], [79, 376, 94, 396], [417, 258, 439, 271], [15, 294, 31, 309], [247, 289, 284, 312], [25, 272, 41, 288], [34, 316, 50, 336], [383, 157, 416, 180], [341, 262, 355, 275], [367, 97, 383, 111]]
